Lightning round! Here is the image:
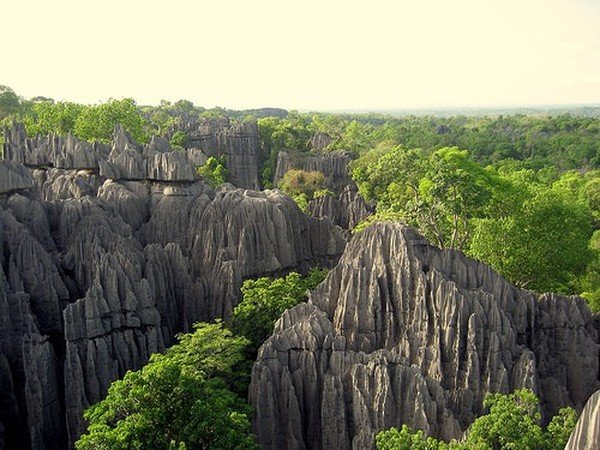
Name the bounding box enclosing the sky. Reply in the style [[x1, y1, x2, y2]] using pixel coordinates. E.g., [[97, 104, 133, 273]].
[[3, 0, 600, 110]]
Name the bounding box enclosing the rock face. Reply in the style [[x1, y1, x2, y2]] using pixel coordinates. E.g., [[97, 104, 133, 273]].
[[99, 126, 196, 181], [308, 185, 373, 230], [0, 134, 345, 449], [4, 121, 262, 190], [0, 160, 34, 194], [4, 122, 110, 170], [310, 132, 333, 151], [249, 223, 599, 449], [177, 117, 262, 189], [274, 151, 353, 193], [566, 389, 600, 450]]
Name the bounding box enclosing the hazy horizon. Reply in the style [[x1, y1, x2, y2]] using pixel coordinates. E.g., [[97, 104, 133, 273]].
[[4, 0, 600, 110]]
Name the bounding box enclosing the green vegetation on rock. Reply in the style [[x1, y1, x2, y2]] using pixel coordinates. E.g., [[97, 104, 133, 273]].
[[75, 321, 257, 450], [278, 169, 327, 212], [196, 156, 229, 188], [232, 268, 328, 353], [376, 389, 577, 450]]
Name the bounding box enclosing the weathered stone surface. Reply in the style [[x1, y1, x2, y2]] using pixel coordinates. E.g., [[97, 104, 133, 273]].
[[566, 389, 600, 450], [32, 168, 106, 202], [250, 223, 599, 449], [274, 150, 353, 192], [4, 121, 262, 189], [0, 145, 346, 449], [0, 203, 65, 449], [99, 126, 196, 182], [0, 160, 34, 194], [179, 117, 262, 189], [308, 184, 373, 230], [310, 132, 333, 151], [4, 122, 109, 170]]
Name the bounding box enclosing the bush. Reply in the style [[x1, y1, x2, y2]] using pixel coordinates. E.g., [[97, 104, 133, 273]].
[[196, 156, 229, 188]]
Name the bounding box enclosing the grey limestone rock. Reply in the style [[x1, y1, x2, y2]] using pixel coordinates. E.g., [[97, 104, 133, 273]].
[[32, 168, 106, 202], [180, 117, 262, 189], [249, 223, 599, 449], [99, 126, 196, 182], [4, 122, 109, 170], [308, 184, 373, 230], [565, 389, 600, 450], [0, 160, 34, 194], [310, 132, 333, 151], [0, 139, 347, 449]]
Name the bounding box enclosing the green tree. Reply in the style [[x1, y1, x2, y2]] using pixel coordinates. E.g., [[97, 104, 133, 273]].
[[0, 85, 21, 119], [76, 321, 257, 450], [469, 184, 593, 293], [170, 130, 189, 149], [73, 98, 149, 143], [231, 268, 327, 353], [22, 101, 83, 136], [466, 389, 545, 449], [376, 425, 449, 450], [257, 113, 312, 186], [352, 146, 502, 249], [196, 156, 229, 188]]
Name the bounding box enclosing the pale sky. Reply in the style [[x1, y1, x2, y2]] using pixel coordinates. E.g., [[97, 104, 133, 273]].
[[3, 0, 600, 110]]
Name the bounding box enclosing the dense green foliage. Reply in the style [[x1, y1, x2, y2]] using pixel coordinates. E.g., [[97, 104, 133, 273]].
[[76, 322, 257, 450], [376, 389, 577, 450], [350, 142, 598, 305], [77, 267, 329, 449], [231, 268, 328, 352], [196, 156, 229, 188], [352, 146, 504, 249], [256, 112, 600, 185], [278, 169, 330, 212]]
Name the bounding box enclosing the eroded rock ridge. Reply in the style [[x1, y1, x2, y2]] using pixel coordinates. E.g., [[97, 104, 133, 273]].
[[249, 223, 599, 449], [0, 126, 345, 449]]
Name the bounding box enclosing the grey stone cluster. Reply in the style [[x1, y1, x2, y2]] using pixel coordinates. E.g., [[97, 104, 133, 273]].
[[0, 126, 345, 449], [176, 117, 263, 189], [308, 184, 374, 231], [249, 223, 600, 449], [3, 121, 261, 188]]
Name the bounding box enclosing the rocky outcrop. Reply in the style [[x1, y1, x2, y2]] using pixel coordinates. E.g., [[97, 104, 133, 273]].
[[0, 160, 34, 194], [274, 150, 353, 192], [4, 122, 110, 170], [32, 168, 105, 202], [308, 185, 373, 230], [249, 223, 599, 449], [310, 132, 333, 151], [4, 121, 262, 190], [99, 126, 196, 182], [566, 390, 600, 450], [0, 153, 345, 449], [178, 117, 262, 189]]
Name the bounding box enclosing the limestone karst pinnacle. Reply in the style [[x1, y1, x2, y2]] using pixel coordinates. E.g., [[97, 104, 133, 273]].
[[0, 124, 345, 449], [249, 223, 599, 449]]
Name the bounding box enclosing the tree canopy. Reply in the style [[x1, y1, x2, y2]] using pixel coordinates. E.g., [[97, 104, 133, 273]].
[[231, 268, 328, 353], [75, 322, 257, 450]]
